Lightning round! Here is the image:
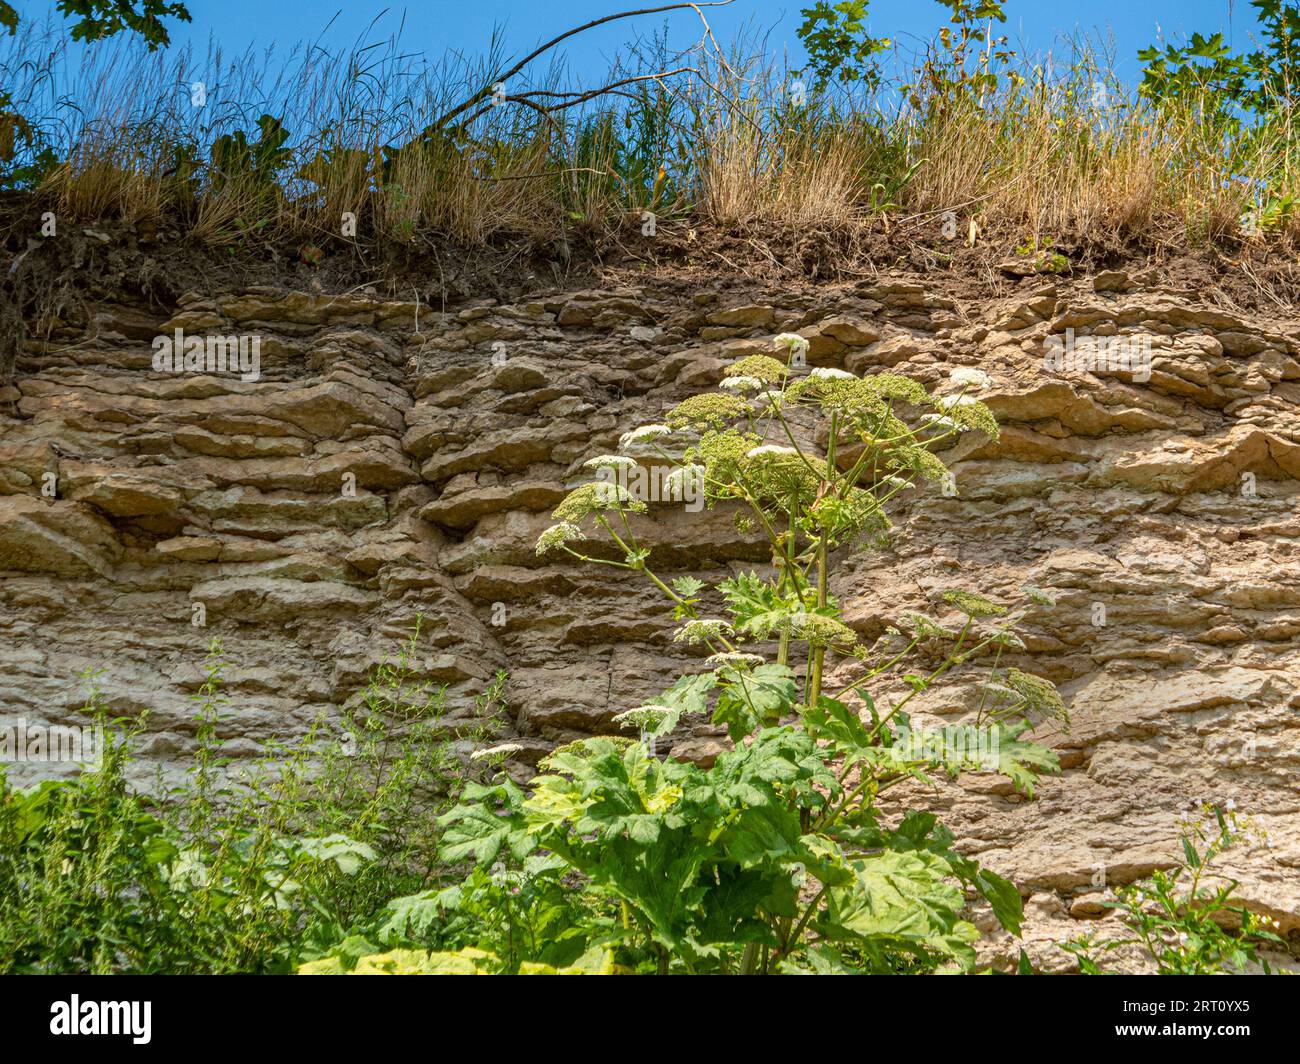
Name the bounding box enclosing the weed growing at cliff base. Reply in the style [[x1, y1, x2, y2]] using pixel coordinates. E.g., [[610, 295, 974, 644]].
[[1062, 805, 1287, 975], [0, 623, 505, 973]]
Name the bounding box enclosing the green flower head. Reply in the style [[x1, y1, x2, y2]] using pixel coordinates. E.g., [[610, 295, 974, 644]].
[[1002, 667, 1069, 724], [552, 482, 648, 522], [744, 445, 825, 507], [783, 613, 859, 649], [934, 394, 1000, 439], [864, 373, 930, 405], [941, 589, 1009, 618], [886, 443, 949, 484], [1021, 585, 1057, 607], [666, 392, 749, 429], [685, 429, 762, 502], [787, 374, 888, 427], [808, 487, 888, 544], [906, 612, 959, 640], [540, 736, 637, 770], [725, 355, 789, 385]]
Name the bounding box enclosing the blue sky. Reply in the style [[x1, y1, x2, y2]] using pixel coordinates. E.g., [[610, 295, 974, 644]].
[[8, 0, 1257, 85]]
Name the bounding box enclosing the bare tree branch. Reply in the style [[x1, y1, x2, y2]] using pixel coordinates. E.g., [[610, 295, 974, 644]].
[[421, 1, 734, 136], [459, 68, 701, 126]]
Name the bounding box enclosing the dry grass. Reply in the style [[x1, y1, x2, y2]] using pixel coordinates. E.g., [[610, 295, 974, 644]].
[[899, 75, 1278, 249], [1, 13, 1295, 257]]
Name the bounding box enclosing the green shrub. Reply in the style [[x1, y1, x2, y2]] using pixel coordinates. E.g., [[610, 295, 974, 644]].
[[0, 622, 498, 973], [0, 695, 184, 973], [1062, 805, 1287, 975]]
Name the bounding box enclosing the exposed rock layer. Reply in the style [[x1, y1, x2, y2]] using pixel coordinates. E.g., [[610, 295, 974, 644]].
[[2, 269, 1297, 969]]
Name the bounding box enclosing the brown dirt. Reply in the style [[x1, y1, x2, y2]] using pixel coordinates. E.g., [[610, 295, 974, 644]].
[[4, 191, 1298, 378]]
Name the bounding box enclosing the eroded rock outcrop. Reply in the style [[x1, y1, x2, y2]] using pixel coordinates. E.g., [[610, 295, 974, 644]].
[[2, 269, 1297, 967]]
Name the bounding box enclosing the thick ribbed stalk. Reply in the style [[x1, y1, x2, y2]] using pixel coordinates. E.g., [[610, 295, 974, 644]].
[[777, 502, 796, 667], [807, 412, 838, 710], [808, 536, 828, 710]]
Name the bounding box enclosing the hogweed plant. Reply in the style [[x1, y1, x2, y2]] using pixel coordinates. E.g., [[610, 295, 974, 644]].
[[336, 335, 1069, 976]]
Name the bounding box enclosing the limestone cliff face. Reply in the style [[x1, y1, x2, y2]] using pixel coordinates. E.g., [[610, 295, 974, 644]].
[[2, 269, 1298, 967]]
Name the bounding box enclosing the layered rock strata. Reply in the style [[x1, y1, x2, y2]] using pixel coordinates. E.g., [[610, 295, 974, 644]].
[[2, 269, 1297, 966]]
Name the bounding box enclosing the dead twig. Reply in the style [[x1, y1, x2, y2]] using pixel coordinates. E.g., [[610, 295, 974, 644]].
[[423, 2, 733, 137], [460, 67, 702, 127]]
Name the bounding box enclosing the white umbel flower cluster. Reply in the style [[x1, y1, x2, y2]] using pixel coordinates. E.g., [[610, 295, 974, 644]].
[[919, 412, 961, 430], [720, 375, 764, 393], [535, 521, 587, 555], [618, 424, 673, 451], [612, 706, 675, 730], [810, 367, 856, 380], [746, 444, 798, 459], [773, 333, 810, 359], [663, 464, 704, 495], [705, 651, 766, 669], [470, 742, 524, 761], [949, 367, 992, 390], [673, 618, 735, 644], [583, 454, 638, 471]]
